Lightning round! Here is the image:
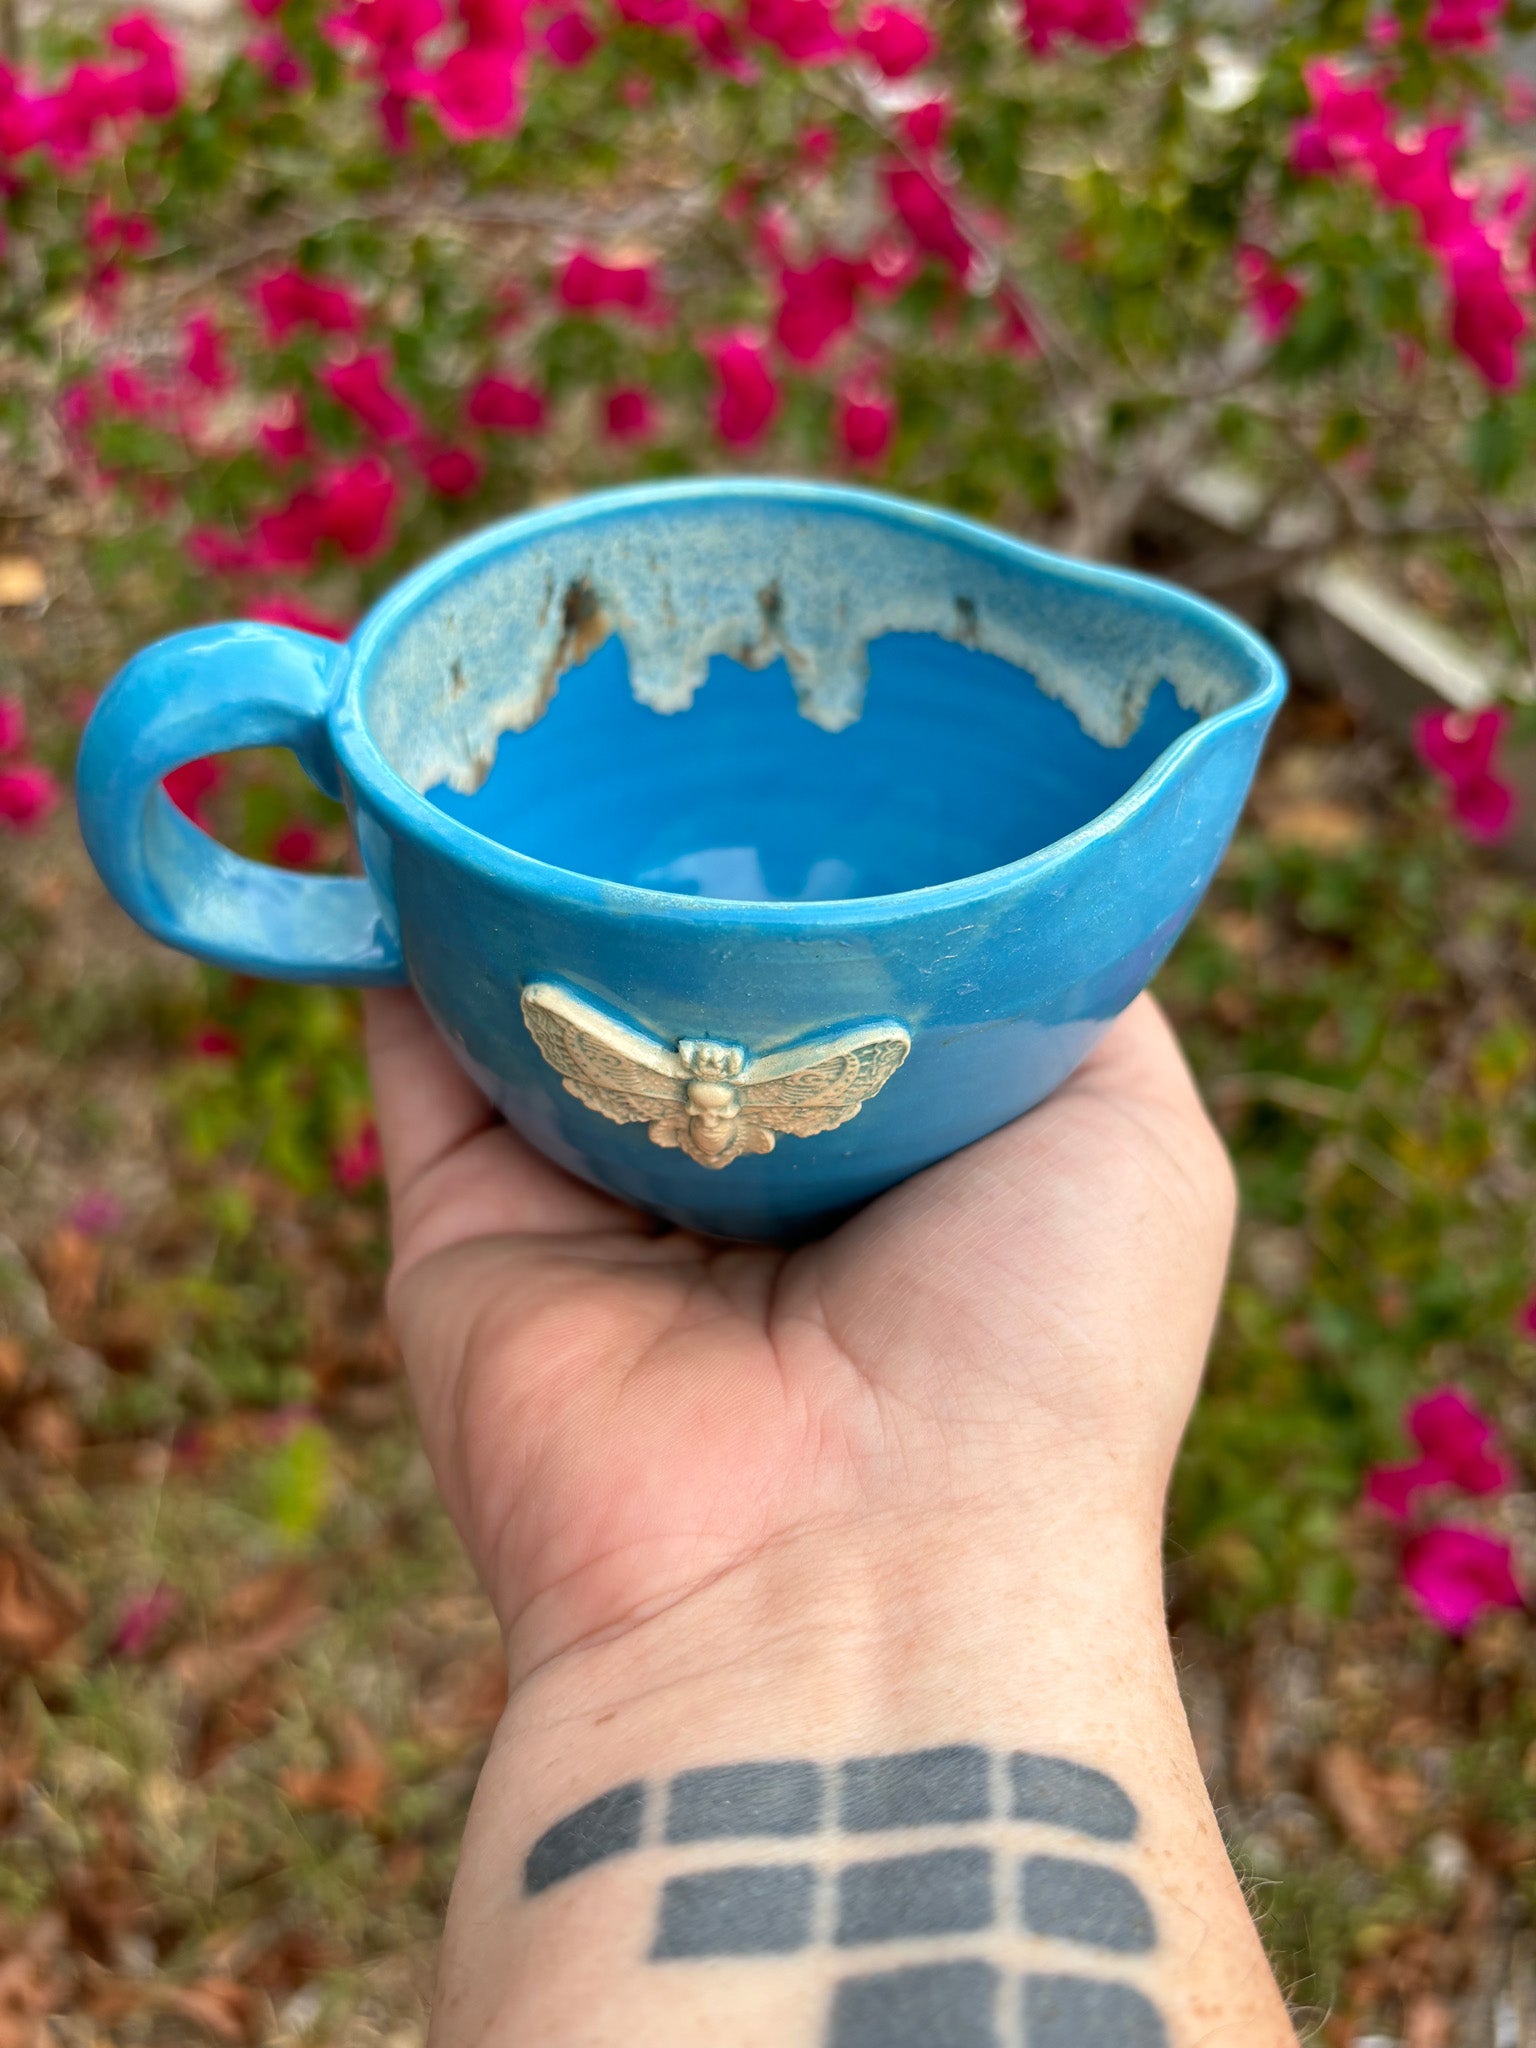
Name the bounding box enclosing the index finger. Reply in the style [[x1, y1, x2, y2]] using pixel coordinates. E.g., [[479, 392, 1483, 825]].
[[363, 987, 644, 1270]]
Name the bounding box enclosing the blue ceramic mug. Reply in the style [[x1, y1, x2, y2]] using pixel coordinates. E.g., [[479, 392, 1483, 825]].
[[76, 479, 1284, 1242]]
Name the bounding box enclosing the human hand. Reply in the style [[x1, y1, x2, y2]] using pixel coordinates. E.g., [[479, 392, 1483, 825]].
[[364, 989, 1235, 1685]]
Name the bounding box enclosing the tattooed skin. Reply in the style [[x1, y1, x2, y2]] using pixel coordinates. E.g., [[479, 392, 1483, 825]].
[[522, 1747, 1166, 2048]]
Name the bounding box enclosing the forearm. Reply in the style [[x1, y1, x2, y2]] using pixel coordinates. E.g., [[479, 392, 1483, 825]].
[[430, 1496, 1297, 2048]]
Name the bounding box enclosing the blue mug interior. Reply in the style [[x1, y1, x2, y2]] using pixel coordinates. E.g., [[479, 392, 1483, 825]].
[[361, 492, 1260, 903]]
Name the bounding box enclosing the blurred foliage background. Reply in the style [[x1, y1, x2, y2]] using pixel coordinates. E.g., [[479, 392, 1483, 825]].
[[8, 0, 1536, 2038]]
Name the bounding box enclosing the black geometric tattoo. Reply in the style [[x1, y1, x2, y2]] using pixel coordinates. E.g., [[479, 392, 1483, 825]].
[[523, 1746, 1166, 2047], [523, 1779, 643, 1895], [652, 1862, 817, 1957]]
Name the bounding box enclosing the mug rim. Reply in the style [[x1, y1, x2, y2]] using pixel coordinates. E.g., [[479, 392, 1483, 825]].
[[329, 477, 1286, 925]]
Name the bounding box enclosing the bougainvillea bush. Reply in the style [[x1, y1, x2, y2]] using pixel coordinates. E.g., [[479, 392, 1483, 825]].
[[3, 0, 1536, 659]]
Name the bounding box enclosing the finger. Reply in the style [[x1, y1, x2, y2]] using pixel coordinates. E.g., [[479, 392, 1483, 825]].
[[363, 988, 643, 1265], [1043, 992, 1236, 1228], [365, 985, 500, 1190], [1066, 993, 1212, 1122]]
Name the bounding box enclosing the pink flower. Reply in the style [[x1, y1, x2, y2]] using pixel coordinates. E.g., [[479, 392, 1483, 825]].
[[901, 95, 947, 151], [106, 12, 182, 116], [254, 267, 362, 342], [322, 457, 398, 557], [884, 163, 973, 277], [1415, 707, 1515, 841], [1236, 244, 1304, 341], [745, 0, 846, 62], [376, 85, 415, 148], [1417, 704, 1505, 781], [253, 492, 324, 568], [556, 248, 658, 315], [0, 764, 61, 831], [860, 233, 920, 297], [1365, 1388, 1512, 1519], [774, 253, 863, 363], [460, 0, 528, 44], [37, 64, 118, 164], [603, 385, 655, 439], [424, 44, 523, 135], [1426, 0, 1502, 44], [258, 399, 311, 464], [100, 361, 167, 420], [1371, 125, 1474, 250], [1402, 1525, 1522, 1633], [109, 1585, 180, 1658], [183, 312, 233, 392], [1291, 63, 1391, 176], [323, 351, 420, 442], [70, 1188, 125, 1237], [328, 0, 444, 57], [1446, 235, 1525, 388], [467, 373, 546, 430], [1019, 0, 1139, 52], [272, 819, 322, 866], [334, 1118, 383, 1189], [853, 1, 932, 73], [543, 7, 598, 61], [993, 286, 1039, 356], [86, 200, 154, 256], [191, 1024, 239, 1058], [837, 379, 895, 464], [247, 595, 351, 639], [248, 30, 308, 86], [1518, 1290, 1536, 1340], [708, 331, 779, 445], [693, 8, 757, 74], [164, 755, 222, 823], [0, 696, 25, 757], [0, 67, 47, 157], [798, 123, 836, 172], [1449, 771, 1515, 840], [420, 443, 485, 495], [187, 528, 257, 573]]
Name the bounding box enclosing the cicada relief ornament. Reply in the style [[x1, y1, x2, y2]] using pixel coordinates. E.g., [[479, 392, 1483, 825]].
[[521, 981, 910, 1169]]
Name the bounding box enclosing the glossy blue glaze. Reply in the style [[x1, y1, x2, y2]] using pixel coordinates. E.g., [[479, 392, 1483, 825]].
[[76, 479, 1286, 1242]]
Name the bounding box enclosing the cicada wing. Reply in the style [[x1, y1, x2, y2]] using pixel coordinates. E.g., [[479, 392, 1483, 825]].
[[521, 981, 687, 1128], [743, 1028, 910, 1139]]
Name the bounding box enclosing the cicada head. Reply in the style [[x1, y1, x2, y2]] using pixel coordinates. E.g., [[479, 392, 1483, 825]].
[[679, 1038, 745, 1080]]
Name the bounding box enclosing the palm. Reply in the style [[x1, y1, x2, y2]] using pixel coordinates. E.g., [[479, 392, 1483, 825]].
[[367, 990, 1234, 1680]]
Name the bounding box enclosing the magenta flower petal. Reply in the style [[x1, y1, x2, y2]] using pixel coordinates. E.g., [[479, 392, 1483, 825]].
[[1019, 0, 1140, 53], [706, 331, 779, 447], [1415, 706, 1505, 783], [70, 1189, 125, 1237], [322, 351, 420, 442], [852, 2, 934, 76], [0, 696, 26, 758], [1402, 1525, 1522, 1633], [1365, 1456, 1446, 1519], [773, 254, 863, 364], [556, 249, 657, 315], [467, 373, 546, 431], [110, 1584, 180, 1658], [837, 380, 896, 465], [1451, 770, 1515, 843], [0, 765, 62, 831]]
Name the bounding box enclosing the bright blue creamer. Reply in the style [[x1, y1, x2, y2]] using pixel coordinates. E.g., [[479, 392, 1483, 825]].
[[76, 479, 1285, 1242]]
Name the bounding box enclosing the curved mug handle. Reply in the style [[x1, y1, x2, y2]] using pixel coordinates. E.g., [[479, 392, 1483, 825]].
[[76, 622, 407, 986]]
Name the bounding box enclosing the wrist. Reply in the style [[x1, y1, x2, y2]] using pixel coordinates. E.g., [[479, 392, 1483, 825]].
[[502, 1486, 1172, 1761]]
